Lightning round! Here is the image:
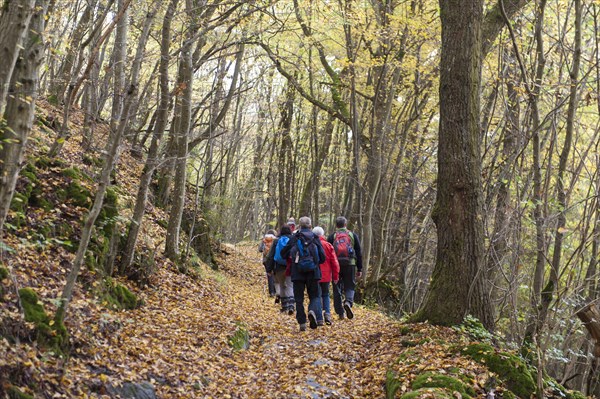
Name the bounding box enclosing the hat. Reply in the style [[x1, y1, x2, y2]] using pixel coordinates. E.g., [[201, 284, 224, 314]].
[[287, 217, 296, 226]]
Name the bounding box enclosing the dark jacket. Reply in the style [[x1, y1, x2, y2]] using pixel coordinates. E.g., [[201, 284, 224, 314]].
[[281, 228, 326, 282], [327, 229, 363, 272]]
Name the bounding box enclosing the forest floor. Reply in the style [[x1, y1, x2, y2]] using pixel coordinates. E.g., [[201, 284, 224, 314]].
[[0, 100, 524, 398], [2, 239, 495, 398]]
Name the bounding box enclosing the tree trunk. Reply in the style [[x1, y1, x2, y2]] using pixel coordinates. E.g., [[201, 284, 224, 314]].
[[414, 0, 494, 330], [276, 81, 295, 227], [165, 1, 194, 261], [0, 0, 47, 234], [110, 0, 128, 131], [534, 0, 581, 339], [56, 0, 151, 322], [121, 0, 176, 271], [0, 0, 36, 115]]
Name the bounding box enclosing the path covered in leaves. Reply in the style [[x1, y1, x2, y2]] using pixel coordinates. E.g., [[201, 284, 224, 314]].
[[67, 244, 410, 398]]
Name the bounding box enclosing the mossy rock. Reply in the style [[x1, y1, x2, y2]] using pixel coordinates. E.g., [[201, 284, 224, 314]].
[[462, 343, 535, 398], [82, 154, 104, 168], [0, 266, 8, 280], [103, 279, 138, 310], [401, 388, 454, 399], [545, 376, 586, 399], [411, 372, 475, 398], [18, 288, 68, 355], [47, 94, 60, 105], [10, 192, 29, 215], [0, 266, 7, 298], [7, 385, 34, 399], [64, 181, 93, 208], [97, 187, 119, 233], [156, 219, 168, 229], [86, 234, 111, 271], [34, 155, 66, 169], [20, 163, 39, 186], [61, 166, 92, 182]]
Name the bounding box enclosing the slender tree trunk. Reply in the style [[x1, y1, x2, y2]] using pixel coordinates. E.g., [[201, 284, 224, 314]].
[[276, 81, 295, 227], [524, 0, 549, 342], [414, 0, 494, 329], [121, 0, 175, 271], [49, 2, 93, 102], [0, 0, 36, 116], [487, 50, 521, 301], [165, 1, 194, 261], [110, 0, 128, 132], [0, 0, 47, 234], [534, 0, 581, 338], [57, 0, 152, 322]]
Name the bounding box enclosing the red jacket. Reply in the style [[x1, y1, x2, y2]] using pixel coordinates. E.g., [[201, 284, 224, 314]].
[[319, 236, 340, 283]]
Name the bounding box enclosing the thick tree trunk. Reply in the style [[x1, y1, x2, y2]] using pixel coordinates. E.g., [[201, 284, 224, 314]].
[[0, 0, 36, 115], [414, 0, 494, 330], [0, 0, 47, 234]]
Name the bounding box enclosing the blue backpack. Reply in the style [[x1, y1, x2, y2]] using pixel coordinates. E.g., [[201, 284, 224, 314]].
[[274, 236, 290, 265], [294, 235, 318, 272]]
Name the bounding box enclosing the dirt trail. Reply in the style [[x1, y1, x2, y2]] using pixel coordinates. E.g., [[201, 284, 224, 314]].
[[66, 243, 406, 398]]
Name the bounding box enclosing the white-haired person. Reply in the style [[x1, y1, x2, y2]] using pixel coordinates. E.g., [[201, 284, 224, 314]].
[[312, 226, 339, 325]]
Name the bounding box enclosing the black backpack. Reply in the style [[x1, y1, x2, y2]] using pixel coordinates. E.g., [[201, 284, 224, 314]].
[[293, 233, 318, 272]]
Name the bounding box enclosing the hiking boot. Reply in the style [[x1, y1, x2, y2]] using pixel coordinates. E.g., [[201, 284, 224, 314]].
[[338, 312, 345, 320], [287, 307, 295, 316], [343, 301, 354, 319], [274, 295, 280, 304], [299, 323, 307, 332], [317, 320, 324, 327], [308, 310, 318, 329], [324, 313, 332, 325]]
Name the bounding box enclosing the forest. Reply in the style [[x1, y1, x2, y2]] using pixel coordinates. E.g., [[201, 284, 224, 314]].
[[0, 0, 599, 397]]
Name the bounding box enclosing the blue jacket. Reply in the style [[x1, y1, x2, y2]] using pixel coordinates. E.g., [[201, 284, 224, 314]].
[[281, 228, 326, 282]]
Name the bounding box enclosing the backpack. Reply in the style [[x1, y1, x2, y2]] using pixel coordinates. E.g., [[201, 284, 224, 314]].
[[294, 234, 318, 273], [274, 236, 290, 265], [333, 231, 355, 265]]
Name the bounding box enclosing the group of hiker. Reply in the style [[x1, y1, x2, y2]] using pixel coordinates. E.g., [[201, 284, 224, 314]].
[[258, 216, 363, 332]]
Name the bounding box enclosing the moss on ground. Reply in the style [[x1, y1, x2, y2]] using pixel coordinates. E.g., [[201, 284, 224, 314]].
[[18, 288, 68, 355], [411, 372, 475, 398], [0, 265, 8, 280], [102, 279, 138, 310], [228, 323, 250, 351], [462, 343, 535, 398], [400, 388, 454, 399], [7, 385, 34, 399]]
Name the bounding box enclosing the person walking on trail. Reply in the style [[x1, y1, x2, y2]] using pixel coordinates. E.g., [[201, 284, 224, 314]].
[[258, 229, 278, 298], [328, 216, 363, 320], [281, 216, 326, 331], [287, 217, 296, 233], [265, 225, 295, 314], [313, 226, 339, 325]]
